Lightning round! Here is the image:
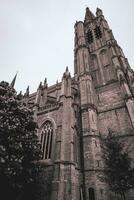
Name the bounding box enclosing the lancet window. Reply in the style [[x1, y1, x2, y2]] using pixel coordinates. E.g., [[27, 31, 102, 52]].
[[88, 188, 95, 200], [41, 121, 53, 159], [86, 30, 94, 44], [94, 26, 102, 39]]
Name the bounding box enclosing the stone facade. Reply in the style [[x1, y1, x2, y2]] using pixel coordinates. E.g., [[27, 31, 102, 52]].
[[24, 7, 134, 200]]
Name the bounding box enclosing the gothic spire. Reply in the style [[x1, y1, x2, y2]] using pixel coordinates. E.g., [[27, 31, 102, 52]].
[[84, 7, 95, 23], [24, 86, 29, 98], [10, 73, 17, 88]]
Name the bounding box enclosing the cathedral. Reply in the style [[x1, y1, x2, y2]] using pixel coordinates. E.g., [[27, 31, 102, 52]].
[[23, 7, 134, 200]]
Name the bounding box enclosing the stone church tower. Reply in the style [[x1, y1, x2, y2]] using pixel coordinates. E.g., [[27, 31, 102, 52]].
[[24, 7, 134, 200]]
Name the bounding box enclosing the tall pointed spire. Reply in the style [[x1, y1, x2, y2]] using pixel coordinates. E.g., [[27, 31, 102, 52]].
[[84, 7, 95, 23], [10, 73, 17, 88]]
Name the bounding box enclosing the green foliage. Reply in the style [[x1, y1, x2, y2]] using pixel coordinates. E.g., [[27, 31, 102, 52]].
[[0, 81, 42, 193], [101, 130, 134, 199]]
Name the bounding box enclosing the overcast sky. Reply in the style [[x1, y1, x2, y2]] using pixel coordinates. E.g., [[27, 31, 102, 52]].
[[0, 0, 134, 93]]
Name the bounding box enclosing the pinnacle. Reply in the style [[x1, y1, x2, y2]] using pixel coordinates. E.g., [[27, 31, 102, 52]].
[[26, 85, 29, 91], [24, 85, 30, 98], [96, 7, 103, 16], [62, 66, 71, 79], [66, 66, 69, 73], [44, 78, 48, 88], [44, 78, 47, 84], [10, 73, 18, 88], [84, 7, 95, 23], [38, 81, 42, 89], [56, 79, 58, 85]]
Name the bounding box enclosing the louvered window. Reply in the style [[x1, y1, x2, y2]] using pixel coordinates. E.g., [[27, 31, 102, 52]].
[[87, 30, 93, 44], [94, 26, 102, 39]]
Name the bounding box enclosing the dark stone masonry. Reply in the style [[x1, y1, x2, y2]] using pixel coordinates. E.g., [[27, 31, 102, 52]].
[[23, 7, 134, 200]]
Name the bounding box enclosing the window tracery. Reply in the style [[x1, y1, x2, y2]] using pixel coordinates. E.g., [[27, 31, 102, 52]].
[[86, 30, 93, 44], [41, 121, 53, 159], [94, 26, 102, 39]]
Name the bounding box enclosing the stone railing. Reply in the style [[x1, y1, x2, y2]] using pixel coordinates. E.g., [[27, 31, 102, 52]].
[[38, 103, 59, 113]]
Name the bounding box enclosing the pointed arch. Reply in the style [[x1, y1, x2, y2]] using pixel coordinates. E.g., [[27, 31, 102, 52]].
[[41, 121, 53, 159], [94, 26, 102, 39], [88, 187, 95, 200], [39, 118, 57, 160], [86, 29, 93, 44]]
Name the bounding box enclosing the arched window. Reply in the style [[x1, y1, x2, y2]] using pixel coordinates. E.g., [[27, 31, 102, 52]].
[[88, 188, 95, 200], [94, 26, 102, 39], [41, 121, 53, 159], [86, 30, 93, 44]]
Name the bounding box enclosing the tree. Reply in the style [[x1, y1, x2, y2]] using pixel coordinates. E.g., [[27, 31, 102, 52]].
[[100, 130, 134, 200], [0, 81, 42, 200]]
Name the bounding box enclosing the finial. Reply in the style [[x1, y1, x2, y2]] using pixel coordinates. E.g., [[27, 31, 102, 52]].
[[10, 72, 18, 88]]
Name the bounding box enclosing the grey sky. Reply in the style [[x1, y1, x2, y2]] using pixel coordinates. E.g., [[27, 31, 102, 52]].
[[0, 0, 134, 93]]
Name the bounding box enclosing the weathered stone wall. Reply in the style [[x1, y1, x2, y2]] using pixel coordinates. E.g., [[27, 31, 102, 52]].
[[25, 6, 134, 200]]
